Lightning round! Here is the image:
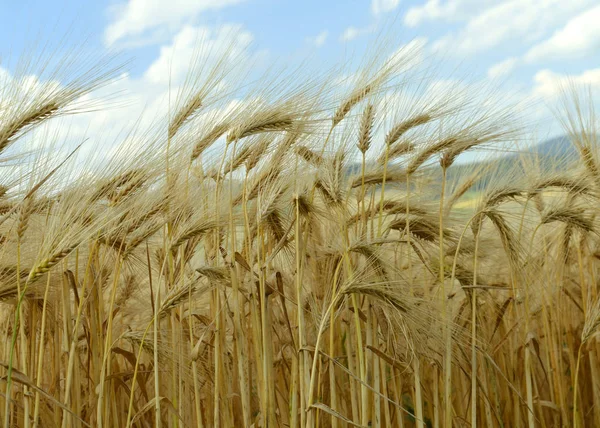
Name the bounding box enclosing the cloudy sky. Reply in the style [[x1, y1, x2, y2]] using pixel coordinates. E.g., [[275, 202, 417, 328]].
[[1, 0, 599, 154]]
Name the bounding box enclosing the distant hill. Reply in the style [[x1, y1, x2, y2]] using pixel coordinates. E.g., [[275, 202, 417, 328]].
[[533, 135, 578, 160], [344, 135, 585, 194], [441, 135, 585, 192]]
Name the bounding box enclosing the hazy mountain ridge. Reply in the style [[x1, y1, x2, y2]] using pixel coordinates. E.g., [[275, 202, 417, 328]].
[[346, 135, 583, 192], [439, 135, 586, 193]]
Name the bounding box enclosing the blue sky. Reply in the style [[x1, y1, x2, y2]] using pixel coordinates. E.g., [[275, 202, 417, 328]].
[[1, 0, 600, 156], [2, 0, 596, 77]]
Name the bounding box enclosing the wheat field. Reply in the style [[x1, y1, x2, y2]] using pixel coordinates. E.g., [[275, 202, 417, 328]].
[[0, 41, 599, 428]]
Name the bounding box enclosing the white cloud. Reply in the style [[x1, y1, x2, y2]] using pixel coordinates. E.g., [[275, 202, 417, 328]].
[[307, 31, 328, 47], [430, 0, 595, 56], [404, 0, 494, 27], [339, 26, 374, 42], [487, 57, 518, 79], [524, 5, 600, 63], [144, 24, 253, 86], [532, 68, 600, 99], [371, 0, 401, 15], [0, 22, 259, 167], [386, 37, 428, 71], [340, 27, 360, 42], [104, 0, 246, 46]]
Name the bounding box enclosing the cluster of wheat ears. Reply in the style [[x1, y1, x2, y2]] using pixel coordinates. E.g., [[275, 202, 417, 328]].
[[1, 40, 600, 428]]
